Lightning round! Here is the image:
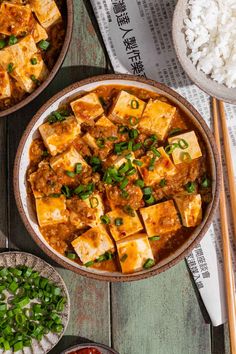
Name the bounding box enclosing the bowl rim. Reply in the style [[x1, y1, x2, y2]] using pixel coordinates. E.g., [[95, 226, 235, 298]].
[[172, 0, 236, 104], [0, 0, 74, 118], [13, 73, 221, 282]]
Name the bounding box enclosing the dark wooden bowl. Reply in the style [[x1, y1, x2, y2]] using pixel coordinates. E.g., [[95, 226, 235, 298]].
[[13, 74, 221, 282], [0, 0, 73, 118]]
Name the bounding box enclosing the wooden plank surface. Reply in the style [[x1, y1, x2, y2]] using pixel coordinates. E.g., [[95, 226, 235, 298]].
[[0, 0, 230, 353]]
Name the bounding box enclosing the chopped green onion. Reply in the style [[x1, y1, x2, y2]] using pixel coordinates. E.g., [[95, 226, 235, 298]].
[[107, 136, 118, 141], [30, 57, 37, 65], [132, 142, 142, 151], [181, 152, 192, 163], [128, 140, 133, 151], [7, 62, 14, 73], [168, 128, 182, 137], [90, 156, 101, 165], [144, 194, 155, 205], [159, 179, 166, 187], [65, 170, 75, 178], [90, 196, 99, 208], [133, 159, 143, 166], [165, 143, 179, 155], [143, 258, 155, 269], [120, 254, 128, 262], [61, 185, 71, 198], [75, 163, 82, 174], [135, 179, 145, 188], [178, 138, 189, 149], [143, 187, 152, 195], [123, 205, 135, 217], [120, 178, 129, 190], [129, 116, 139, 126], [148, 157, 156, 171], [201, 176, 211, 188], [66, 252, 77, 260], [151, 147, 161, 157], [48, 111, 66, 124], [8, 35, 17, 45], [84, 260, 94, 267], [80, 191, 92, 200], [38, 39, 50, 50], [131, 99, 139, 109], [118, 125, 129, 134], [129, 129, 139, 139], [100, 215, 110, 224], [118, 162, 129, 175], [115, 218, 123, 226], [185, 181, 196, 193], [74, 185, 84, 194], [96, 138, 105, 148], [149, 236, 160, 241], [121, 190, 129, 199], [126, 167, 136, 176], [144, 135, 157, 148], [0, 39, 6, 49]]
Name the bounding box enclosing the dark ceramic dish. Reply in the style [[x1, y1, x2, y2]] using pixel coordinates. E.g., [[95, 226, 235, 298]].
[[61, 342, 119, 354], [14, 74, 221, 282], [0, 0, 73, 118]]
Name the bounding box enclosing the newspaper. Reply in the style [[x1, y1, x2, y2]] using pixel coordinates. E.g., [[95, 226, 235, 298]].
[[90, 0, 236, 326]]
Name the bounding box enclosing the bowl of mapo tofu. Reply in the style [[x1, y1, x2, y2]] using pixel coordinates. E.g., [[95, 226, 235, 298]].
[[14, 74, 221, 281], [0, 0, 73, 117]]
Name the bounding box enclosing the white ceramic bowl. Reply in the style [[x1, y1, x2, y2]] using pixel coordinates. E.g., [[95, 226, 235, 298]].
[[172, 0, 236, 104], [14, 74, 221, 282]]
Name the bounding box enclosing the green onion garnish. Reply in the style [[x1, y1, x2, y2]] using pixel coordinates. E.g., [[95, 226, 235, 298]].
[[120, 254, 128, 262], [133, 159, 143, 166], [143, 187, 152, 195], [123, 205, 135, 217], [185, 181, 196, 193], [96, 138, 105, 148], [100, 215, 110, 224], [135, 179, 144, 188], [30, 57, 37, 65], [120, 178, 129, 190], [168, 128, 182, 137], [143, 258, 155, 269], [144, 135, 157, 148], [90, 196, 99, 208], [115, 218, 123, 226], [7, 62, 14, 73], [84, 260, 95, 267], [118, 125, 129, 134], [144, 194, 155, 205], [129, 116, 139, 126], [48, 111, 66, 124], [66, 252, 77, 260], [132, 142, 142, 151], [131, 99, 139, 109], [121, 190, 129, 199], [61, 185, 71, 198], [126, 167, 136, 176], [0, 39, 6, 49], [129, 129, 139, 139], [8, 35, 17, 46], [65, 170, 75, 178], [178, 139, 189, 149], [149, 236, 160, 241], [38, 39, 50, 50], [148, 157, 156, 171], [165, 143, 179, 155], [151, 147, 161, 157], [201, 176, 211, 188], [128, 140, 133, 151], [75, 163, 82, 174], [118, 162, 129, 175], [159, 179, 166, 187]]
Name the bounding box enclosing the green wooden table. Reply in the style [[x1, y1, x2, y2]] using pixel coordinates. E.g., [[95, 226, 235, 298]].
[[0, 2, 231, 353]]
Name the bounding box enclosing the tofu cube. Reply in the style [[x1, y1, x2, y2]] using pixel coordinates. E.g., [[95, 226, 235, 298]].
[[109, 90, 146, 125], [50, 146, 88, 172], [32, 21, 48, 43], [0, 68, 11, 99], [29, 0, 61, 29], [140, 200, 181, 236], [139, 99, 176, 140], [0, 2, 31, 36], [68, 194, 104, 229], [39, 116, 80, 156], [71, 225, 114, 264], [82, 132, 98, 150], [107, 208, 143, 241], [138, 147, 176, 186], [116, 233, 154, 273], [70, 93, 104, 123], [174, 194, 202, 227], [96, 115, 115, 127], [35, 195, 68, 227], [168, 131, 202, 165]]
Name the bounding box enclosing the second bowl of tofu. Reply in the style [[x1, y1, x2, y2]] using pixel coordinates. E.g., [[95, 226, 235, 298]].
[[0, 0, 73, 117], [14, 74, 221, 282]]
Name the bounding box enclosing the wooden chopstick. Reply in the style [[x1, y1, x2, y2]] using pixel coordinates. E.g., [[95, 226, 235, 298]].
[[212, 97, 236, 354], [218, 101, 236, 245]]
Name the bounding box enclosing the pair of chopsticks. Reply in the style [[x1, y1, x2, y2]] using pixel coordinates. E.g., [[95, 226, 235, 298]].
[[212, 98, 236, 354]]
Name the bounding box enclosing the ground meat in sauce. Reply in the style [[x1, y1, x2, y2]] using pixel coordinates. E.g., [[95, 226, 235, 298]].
[[28, 84, 213, 272]]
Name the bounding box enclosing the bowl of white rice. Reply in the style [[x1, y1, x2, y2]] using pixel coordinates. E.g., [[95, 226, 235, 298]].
[[172, 0, 236, 104]]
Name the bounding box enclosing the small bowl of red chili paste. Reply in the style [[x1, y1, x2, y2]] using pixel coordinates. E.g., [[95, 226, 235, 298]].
[[61, 343, 119, 354]]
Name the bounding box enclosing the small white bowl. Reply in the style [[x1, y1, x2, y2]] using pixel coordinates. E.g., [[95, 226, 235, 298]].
[[172, 0, 236, 104]]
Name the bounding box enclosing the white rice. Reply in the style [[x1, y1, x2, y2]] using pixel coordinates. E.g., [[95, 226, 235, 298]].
[[184, 0, 236, 88]]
